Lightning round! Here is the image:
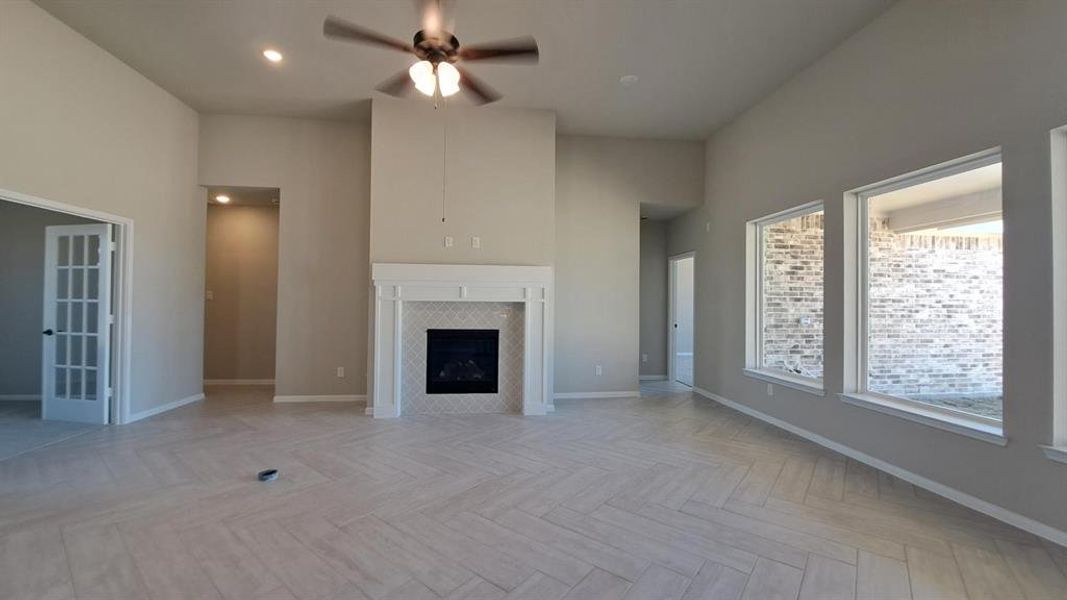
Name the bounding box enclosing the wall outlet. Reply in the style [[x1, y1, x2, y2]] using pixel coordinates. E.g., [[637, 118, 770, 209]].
[[205, 290, 214, 301], [336, 367, 345, 378], [641, 353, 648, 363], [706, 221, 711, 232], [444, 236, 454, 248], [595, 365, 603, 376], [766, 383, 774, 397], [471, 236, 481, 249]]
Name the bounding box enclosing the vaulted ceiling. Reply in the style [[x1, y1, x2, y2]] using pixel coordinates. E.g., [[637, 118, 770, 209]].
[[35, 0, 893, 139]]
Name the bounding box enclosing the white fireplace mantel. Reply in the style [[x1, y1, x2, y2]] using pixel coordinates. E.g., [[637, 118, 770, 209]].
[[370, 263, 554, 418]]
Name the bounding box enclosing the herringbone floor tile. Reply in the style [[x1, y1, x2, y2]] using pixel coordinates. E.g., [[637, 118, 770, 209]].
[[0, 382, 1064, 599]]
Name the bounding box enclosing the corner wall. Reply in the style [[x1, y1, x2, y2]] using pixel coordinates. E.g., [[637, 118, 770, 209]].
[[676, 0, 1067, 533], [0, 1, 203, 417], [639, 220, 668, 378]]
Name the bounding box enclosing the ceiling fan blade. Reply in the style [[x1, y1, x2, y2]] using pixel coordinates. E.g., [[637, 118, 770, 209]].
[[458, 36, 539, 63], [455, 66, 501, 105], [323, 15, 413, 53], [375, 69, 416, 98]]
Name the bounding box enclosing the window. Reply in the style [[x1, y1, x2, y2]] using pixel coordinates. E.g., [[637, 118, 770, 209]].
[[746, 202, 825, 393], [845, 151, 1004, 440], [1048, 126, 1067, 462]]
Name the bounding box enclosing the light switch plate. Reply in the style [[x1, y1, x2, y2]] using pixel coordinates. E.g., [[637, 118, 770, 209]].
[[472, 236, 481, 249], [444, 236, 454, 248]]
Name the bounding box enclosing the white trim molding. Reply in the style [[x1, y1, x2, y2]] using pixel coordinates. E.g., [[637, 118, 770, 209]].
[[553, 391, 640, 400], [371, 263, 553, 418], [639, 375, 668, 381], [127, 393, 204, 423], [273, 394, 367, 404], [1050, 126, 1067, 460], [2, 187, 135, 427], [692, 387, 1067, 547], [204, 379, 275, 386], [842, 149, 1005, 441], [1041, 445, 1067, 465], [840, 392, 1005, 446], [743, 368, 825, 397]]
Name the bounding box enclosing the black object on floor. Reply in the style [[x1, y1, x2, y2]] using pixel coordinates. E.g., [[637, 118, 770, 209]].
[[257, 469, 278, 482]]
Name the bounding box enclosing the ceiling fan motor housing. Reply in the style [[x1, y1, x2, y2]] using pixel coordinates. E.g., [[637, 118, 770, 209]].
[[413, 29, 460, 65]]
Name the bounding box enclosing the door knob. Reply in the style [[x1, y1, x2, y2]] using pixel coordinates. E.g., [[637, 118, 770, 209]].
[[42, 329, 54, 336]]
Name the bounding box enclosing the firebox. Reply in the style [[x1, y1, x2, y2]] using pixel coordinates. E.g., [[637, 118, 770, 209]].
[[425, 329, 499, 394]]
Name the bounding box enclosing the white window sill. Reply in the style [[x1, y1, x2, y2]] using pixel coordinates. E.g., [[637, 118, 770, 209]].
[[743, 368, 825, 396], [1040, 445, 1067, 465], [840, 393, 1006, 446]]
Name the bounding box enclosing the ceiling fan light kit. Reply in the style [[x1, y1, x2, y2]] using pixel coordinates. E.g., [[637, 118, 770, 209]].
[[322, 4, 539, 106]]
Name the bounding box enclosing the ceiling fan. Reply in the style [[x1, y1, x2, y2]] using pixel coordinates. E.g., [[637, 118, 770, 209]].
[[322, 0, 539, 105]]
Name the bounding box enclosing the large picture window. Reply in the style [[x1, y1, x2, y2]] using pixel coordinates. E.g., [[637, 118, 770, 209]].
[[746, 202, 824, 393], [847, 151, 1003, 438]]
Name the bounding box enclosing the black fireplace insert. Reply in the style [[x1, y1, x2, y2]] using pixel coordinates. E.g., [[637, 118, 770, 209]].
[[425, 329, 499, 394]]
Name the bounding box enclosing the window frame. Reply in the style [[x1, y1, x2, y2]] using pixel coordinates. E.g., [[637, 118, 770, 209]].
[[1045, 126, 1067, 463], [843, 149, 1006, 445], [744, 200, 826, 396]]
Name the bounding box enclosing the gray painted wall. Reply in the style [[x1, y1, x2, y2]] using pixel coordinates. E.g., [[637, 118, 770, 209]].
[[555, 136, 705, 394], [0, 2, 203, 417], [639, 220, 668, 377], [555, 137, 639, 394], [672, 0, 1067, 532], [370, 98, 557, 266], [198, 114, 371, 397], [0, 202, 93, 397], [204, 204, 279, 381]]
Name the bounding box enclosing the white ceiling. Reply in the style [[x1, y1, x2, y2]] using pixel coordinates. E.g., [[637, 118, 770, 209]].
[[35, 0, 893, 139]]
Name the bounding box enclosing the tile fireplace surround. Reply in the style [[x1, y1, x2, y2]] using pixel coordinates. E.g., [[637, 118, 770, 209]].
[[370, 263, 553, 418]]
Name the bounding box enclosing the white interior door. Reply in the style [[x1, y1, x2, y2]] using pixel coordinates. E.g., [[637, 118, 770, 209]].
[[669, 254, 695, 387], [42, 224, 112, 424]]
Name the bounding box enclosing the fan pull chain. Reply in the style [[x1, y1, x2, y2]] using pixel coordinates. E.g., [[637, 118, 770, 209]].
[[440, 94, 448, 224]]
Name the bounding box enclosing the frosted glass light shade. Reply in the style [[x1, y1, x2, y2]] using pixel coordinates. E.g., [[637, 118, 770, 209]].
[[437, 62, 461, 97], [409, 60, 436, 96]]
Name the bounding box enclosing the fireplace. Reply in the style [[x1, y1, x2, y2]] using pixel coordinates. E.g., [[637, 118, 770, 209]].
[[426, 329, 499, 394], [370, 263, 553, 417]]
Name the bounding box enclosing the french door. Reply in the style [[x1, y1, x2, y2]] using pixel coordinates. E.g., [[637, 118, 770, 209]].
[[42, 224, 113, 424]]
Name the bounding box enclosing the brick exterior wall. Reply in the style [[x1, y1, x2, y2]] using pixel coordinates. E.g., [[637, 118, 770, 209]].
[[760, 214, 1003, 418], [761, 213, 825, 379], [867, 218, 1003, 413]]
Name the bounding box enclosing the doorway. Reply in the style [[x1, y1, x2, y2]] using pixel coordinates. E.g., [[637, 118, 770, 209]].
[[0, 191, 133, 458], [669, 252, 695, 387], [202, 186, 280, 391]]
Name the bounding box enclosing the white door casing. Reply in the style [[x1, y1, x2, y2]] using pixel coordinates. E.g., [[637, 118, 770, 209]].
[[42, 224, 113, 424]]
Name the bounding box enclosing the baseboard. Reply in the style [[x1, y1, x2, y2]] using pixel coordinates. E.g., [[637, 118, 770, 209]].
[[639, 375, 668, 381], [553, 391, 640, 400], [364, 405, 374, 416], [0, 394, 41, 401], [273, 394, 367, 404], [546, 402, 556, 413], [126, 393, 204, 424], [204, 379, 274, 386], [691, 386, 1067, 548]]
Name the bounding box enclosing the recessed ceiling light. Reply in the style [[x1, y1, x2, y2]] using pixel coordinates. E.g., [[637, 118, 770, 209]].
[[262, 49, 283, 63], [215, 194, 231, 204], [620, 74, 639, 86]]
